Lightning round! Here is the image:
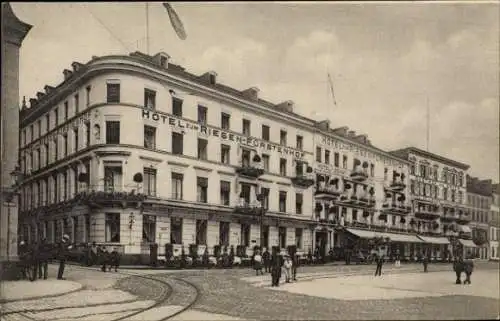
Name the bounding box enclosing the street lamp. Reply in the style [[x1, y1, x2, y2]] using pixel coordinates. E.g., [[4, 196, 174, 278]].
[[5, 166, 22, 259]]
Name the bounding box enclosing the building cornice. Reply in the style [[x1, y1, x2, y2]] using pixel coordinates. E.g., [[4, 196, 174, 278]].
[[390, 147, 470, 170]]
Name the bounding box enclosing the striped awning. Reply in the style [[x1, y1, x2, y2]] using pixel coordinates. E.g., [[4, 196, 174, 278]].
[[345, 229, 422, 243], [417, 236, 450, 245], [345, 228, 380, 239]]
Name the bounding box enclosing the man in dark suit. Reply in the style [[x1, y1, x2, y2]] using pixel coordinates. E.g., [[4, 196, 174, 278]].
[[270, 249, 282, 287], [453, 255, 464, 284], [262, 248, 271, 273], [57, 234, 72, 280], [37, 238, 49, 279]]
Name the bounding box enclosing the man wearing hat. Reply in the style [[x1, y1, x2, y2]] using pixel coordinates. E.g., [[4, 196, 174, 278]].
[[57, 234, 72, 280]]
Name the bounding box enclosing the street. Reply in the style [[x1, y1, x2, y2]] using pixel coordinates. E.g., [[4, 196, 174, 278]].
[[1, 262, 498, 320]]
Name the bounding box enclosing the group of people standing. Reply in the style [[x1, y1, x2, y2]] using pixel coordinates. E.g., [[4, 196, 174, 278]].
[[252, 248, 299, 286], [85, 242, 121, 272], [453, 252, 475, 285]]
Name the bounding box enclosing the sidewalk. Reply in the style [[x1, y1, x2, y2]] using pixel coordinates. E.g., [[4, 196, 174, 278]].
[[0, 279, 82, 302]]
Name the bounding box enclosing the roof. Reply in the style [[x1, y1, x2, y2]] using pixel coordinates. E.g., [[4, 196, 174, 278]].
[[389, 147, 470, 170]]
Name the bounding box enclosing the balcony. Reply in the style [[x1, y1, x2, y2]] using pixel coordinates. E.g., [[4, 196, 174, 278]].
[[381, 202, 411, 215], [291, 174, 315, 188], [234, 200, 263, 216], [74, 188, 147, 208], [414, 204, 441, 219], [315, 183, 342, 200], [387, 180, 406, 192], [350, 168, 368, 182], [236, 164, 264, 179]]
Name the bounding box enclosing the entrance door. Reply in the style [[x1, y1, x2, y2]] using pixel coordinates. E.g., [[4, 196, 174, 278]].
[[315, 231, 327, 261]]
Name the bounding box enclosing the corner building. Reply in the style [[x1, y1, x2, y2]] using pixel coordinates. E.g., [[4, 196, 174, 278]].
[[312, 123, 422, 260], [391, 147, 471, 259], [466, 177, 493, 259], [17, 51, 317, 261]]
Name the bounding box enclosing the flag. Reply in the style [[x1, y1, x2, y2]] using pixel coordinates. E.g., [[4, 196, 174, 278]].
[[327, 73, 337, 107], [163, 2, 187, 40]]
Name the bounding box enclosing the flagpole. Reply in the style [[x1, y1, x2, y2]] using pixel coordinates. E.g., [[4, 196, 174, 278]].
[[146, 2, 150, 54], [426, 97, 430, 152]]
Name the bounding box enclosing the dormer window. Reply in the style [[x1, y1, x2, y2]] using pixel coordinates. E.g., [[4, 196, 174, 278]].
[[209, 73, 216, 85], [160, 56, 168, 68]]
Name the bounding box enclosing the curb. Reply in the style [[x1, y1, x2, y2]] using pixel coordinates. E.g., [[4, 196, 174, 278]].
[[0, 282, 83, 304]]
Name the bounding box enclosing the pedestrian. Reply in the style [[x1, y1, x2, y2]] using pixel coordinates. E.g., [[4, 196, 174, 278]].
[[453, 256, 464, 284], [292, 252, 300, 281], [57, 234, 72, 280], [423, 252, 429, 273], [101, 246, 110, 272], [283, 255, 292, 283], [30, 240, 40, 282], [18, 241, 31, 280], [108, 247, 120, 272], [463, 252, 474, 285], [270, 249, 281, 287], [90, 242, 98, 266], [394, 250, 401, 268], [262, 248, 271, 273], [253, 249, 264, 276], [374, 252, 384, 277], [38, 238, 49, 280]]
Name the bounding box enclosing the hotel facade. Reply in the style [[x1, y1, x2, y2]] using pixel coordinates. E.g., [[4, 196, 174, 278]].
[[466, 177, 493, 259], [17, 51, 475, 262]]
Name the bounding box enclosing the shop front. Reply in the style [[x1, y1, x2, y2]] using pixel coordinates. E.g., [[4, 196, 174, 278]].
[[416, 235, 450, 261]]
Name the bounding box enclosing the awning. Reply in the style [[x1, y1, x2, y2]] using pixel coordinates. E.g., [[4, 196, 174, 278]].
[[383, 232, 423, 243], [459, 239, 477, 248], [346, 228, 380, 239], [458, 225, 472, 233], [417, 236, 450, 245]]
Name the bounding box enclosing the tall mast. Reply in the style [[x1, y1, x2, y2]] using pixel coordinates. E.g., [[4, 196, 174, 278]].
[[146, 2, 150, 54], [426, 97, 430, 152]]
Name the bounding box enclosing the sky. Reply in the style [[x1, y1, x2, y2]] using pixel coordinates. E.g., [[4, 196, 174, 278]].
[[12, 1, 499, 181]]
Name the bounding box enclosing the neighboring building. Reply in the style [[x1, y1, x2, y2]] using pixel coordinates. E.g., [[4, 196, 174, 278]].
[[312, 122, 421, 261], [466, 177, 494, 259], [17, 51, 319, 261], [489, 184, 499, 261], [0, 3, 32, 278], [390, 147, 471, 260]]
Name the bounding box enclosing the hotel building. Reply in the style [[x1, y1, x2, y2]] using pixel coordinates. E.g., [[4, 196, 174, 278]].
[[466, 177, 493, 259], [390, 147, 471, 259], [489, 184, 499, 261], [17, 51, 318, 261]]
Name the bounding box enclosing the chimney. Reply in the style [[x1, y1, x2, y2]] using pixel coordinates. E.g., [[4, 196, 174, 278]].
[[44, 85, 55, 94], [153, 52, 170, 68], [317, 120, 330, 131], [63, 69, 73, 80], [276, 100, 294, 112], [332, 126, 349, 136], [91, 55, 99, 60], [71, 61, 84, 72], [241, 87, 260, 101], [354, 134, 369, 144], [29, 98, 38, 108], [199, 71, 217, 85], [21, 96, 27, 110], [348, 130, 356, 138], [36, 91, 45, 100]]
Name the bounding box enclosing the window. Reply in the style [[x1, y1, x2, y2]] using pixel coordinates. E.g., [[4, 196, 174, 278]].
[[296, 135, 303, 150], [240, 224, 250, 247], [172, 132, 183, 155], [295, 162, 303, 176], [160, 56, 168, 67], [352, 209, 358, 221], [240, 183, 251, 204], [197, 177, 208, 203], [86, 86, 91, 107], [54, 139, 58, 161], [63, 134, 68, 157], [196, 220, 207, 245], [171, 173, 183, 200], [105, 213, 120, 242], [262, 125, 270, 141], [342, 155, 348, 169], [37, 120, 41, 138], [144, 125, 156, 149], [35, 149, 40, 171], [74, 94, 79, 113], [221, 113, 230, 130], [144, 168, 157, 196], [279, 227, 286, 249], [198, 138, 208, 160], [73, 168, 78, 196], [45, 114, 50, 132], [170, 217, 182, 244], [334, 153, 339, 167], [106, 121, 120, 144], [198, 105, 207, 124], [242, 119, 251, 136], [219, 222, 230, 246], [392, 215, 396, 226], [295, 228, 303, 249], [295, 193, 303, 214], [280, 158, 287, 176], [64, 101, 68, 121], [262, 154, 270, 171], [142, 215, 156, 243], [44, 144, 49, 167], [144, 89, 156, 110], [221, 144, 230, 164], [85, 122, 90, 147], [410, 164, 415, 175], [104, 161, 123, 192], [279, 191, 287, 212], [261, 188, 270, 209], [370, 164, 375, 177], [106, 83, 120, 103], [262, 225, 269, 248], [54, 108, 59, 126], [280, 130, 287, 146], [325, 150, 330, 164], [443, 188, 448, 200], [316, 147, 322, 162], [220, 181, 230, 206], [172, 97, 183, 116], [241, 149, 251, 167], [53, 174, 58, 203], [30, 124, 34, 142], [73, 128, 79, 152]]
